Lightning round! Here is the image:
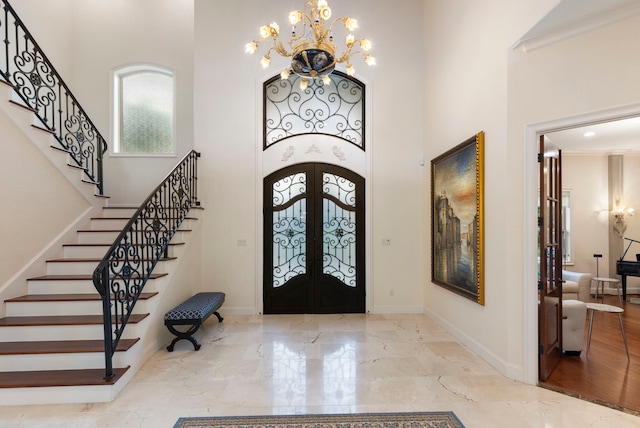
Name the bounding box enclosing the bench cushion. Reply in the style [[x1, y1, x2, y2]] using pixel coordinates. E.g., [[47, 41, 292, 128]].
[[164, 292, 225, 322]]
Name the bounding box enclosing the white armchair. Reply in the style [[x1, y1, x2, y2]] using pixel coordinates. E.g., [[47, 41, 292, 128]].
[[562, 299, 587, 355], [561, 270, 591, 355], [562, 270, 592, 303]]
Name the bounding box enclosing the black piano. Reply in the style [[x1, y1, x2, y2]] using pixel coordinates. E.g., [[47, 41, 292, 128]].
[[616, 238, 640, 301], [616, 260, 640, 301]]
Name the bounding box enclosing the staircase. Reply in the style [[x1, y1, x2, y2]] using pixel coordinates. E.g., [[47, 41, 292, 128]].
[[0, 84, 203, 404], [0, 206, 200, 405], [0, 2, 203, 405]]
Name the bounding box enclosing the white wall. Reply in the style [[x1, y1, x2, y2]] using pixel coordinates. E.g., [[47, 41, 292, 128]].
[[68, 0, 195, 204], [622, 154, 640, 288], [562, 153, 640, 292], [11, 0, 74, 79], [0, 105, 90, 295], [508, 11, 640, 382], [7, 0, 197, 205], [562, 154, 609, 275], [15, 0, 640, 387], [422, 0, 559, 380], [193, 0, 426, 313]]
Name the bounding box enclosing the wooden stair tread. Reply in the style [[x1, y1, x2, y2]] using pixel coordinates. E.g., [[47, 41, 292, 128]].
[[27, 273, 168, 280], [0, 339, 139, 355], [0, 367, 129, 388], [8, 99, 36, 113], [0, 313, 148, 327], [6, 292, 158, 302], [46, 257, 177, 263], [79, 228, 193, 232], [90, 216, 198, 221], [62, 242, 184, 247]]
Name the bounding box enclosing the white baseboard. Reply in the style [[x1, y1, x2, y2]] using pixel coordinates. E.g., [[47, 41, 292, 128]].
[[424, 307, 525, 382], [224, 306, 260, 316], [369, 305, 425, 314]]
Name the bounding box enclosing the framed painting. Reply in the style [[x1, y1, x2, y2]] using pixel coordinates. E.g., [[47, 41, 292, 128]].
[[431, 131, 484, 305]]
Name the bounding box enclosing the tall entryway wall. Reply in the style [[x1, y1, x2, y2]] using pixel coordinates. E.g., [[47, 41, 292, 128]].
[[260, 72, 370, 314]]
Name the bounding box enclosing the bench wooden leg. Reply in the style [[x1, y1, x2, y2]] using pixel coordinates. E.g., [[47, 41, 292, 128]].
[[166, 323, 202, 352], [213, 311, 223, 322]]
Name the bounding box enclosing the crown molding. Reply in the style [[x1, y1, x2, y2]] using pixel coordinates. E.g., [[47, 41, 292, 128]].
[[514, 1, 640, 52]]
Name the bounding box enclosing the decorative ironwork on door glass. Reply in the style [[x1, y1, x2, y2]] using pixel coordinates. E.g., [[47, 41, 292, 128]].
[[322, 173, 357, 286], [264, 71, 365, 150], [272, 173, 307, 287]]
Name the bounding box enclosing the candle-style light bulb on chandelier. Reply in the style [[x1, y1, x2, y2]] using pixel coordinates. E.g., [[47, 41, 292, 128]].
[[245, 0, 375, 88]]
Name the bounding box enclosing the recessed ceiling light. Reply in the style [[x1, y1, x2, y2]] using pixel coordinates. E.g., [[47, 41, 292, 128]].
[[583, 131, 595, 137]]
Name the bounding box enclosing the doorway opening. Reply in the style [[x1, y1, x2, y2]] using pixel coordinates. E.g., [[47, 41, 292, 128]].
[[263, 162, 365, 314], [527, 106, 640, 412]]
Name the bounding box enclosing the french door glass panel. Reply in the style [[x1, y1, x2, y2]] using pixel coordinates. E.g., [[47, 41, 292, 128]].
[[272, 173, 307, 288], [322, 173, 357, 287]]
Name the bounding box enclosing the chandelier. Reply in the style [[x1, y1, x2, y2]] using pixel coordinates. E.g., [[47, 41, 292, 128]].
[[245, 0, 375, 88]]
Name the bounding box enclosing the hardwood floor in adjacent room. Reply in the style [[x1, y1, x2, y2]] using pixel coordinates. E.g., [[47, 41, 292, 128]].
[[541, 294, 640, 415]]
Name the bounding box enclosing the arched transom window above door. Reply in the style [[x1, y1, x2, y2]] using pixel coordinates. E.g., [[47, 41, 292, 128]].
[[263, 71, 365, 150]]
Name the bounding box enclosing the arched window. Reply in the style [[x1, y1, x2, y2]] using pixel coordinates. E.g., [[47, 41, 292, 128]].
[[112, 65, 175, 155], [263, 71, 365, 150]]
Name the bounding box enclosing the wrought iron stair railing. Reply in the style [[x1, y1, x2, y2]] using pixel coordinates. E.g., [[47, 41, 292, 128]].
[[92, 150, 200, 379], [1, 0, 107, 194]]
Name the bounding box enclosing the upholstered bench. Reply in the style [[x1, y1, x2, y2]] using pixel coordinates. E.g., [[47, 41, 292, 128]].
[[164, 292, 225, 352]]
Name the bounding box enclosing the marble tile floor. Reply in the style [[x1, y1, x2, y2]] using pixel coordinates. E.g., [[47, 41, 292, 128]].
[[1, 313, 639, 428]]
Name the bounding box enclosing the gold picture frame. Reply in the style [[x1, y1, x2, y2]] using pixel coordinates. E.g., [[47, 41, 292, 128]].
[[431, 131, 485, 305]]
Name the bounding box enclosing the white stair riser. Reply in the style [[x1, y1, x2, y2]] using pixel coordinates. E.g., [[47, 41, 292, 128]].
[[90, 217, 197, 230], [63, 245, 112, 259], [0, 349, 132, 371], [76, 231, 121, 244], [47, 261, 101, 275], [101, 208, 137, 218], [6, 299, 151, 316], [0, 321, 144, 342], [0, 366, 135, 405], [89, 219, 129, 230], [46, 259, 173, 275], [28, 280, 97, 295], [63, 244, 181, 258], [101, 208, 197, 218], [27, 278, 165, 295], [0, 384, 115, 405], [76, 230, 187, 244]]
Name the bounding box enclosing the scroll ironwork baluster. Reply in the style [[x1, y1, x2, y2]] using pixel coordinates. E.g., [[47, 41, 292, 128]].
[[92, 150, 200, 379], [0, 0, 107, 194]]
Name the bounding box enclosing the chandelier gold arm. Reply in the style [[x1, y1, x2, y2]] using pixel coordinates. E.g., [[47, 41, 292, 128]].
[[271, 39, 293, 58], [335, 39, 367, 64]]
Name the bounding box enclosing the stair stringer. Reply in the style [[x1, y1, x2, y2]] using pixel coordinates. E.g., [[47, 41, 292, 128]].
[[0, 204, 102, 319], [0, 81, 107, 205], [0, 80, 109, 317]]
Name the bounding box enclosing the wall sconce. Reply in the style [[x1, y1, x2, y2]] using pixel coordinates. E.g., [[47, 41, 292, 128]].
[[612, 198, 634, 237]]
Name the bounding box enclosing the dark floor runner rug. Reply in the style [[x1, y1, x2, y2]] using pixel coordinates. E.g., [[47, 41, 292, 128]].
[[174, 412, 465, 428]]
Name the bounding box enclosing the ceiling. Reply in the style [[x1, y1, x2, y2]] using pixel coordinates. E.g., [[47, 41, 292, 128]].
[[521, 0, 639, 41], [546, 116, 640, 154], [523, 0, 640, 154]]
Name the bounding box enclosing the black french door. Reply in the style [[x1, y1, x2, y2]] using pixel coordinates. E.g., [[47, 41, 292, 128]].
[[263, 163, 365, 314]]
